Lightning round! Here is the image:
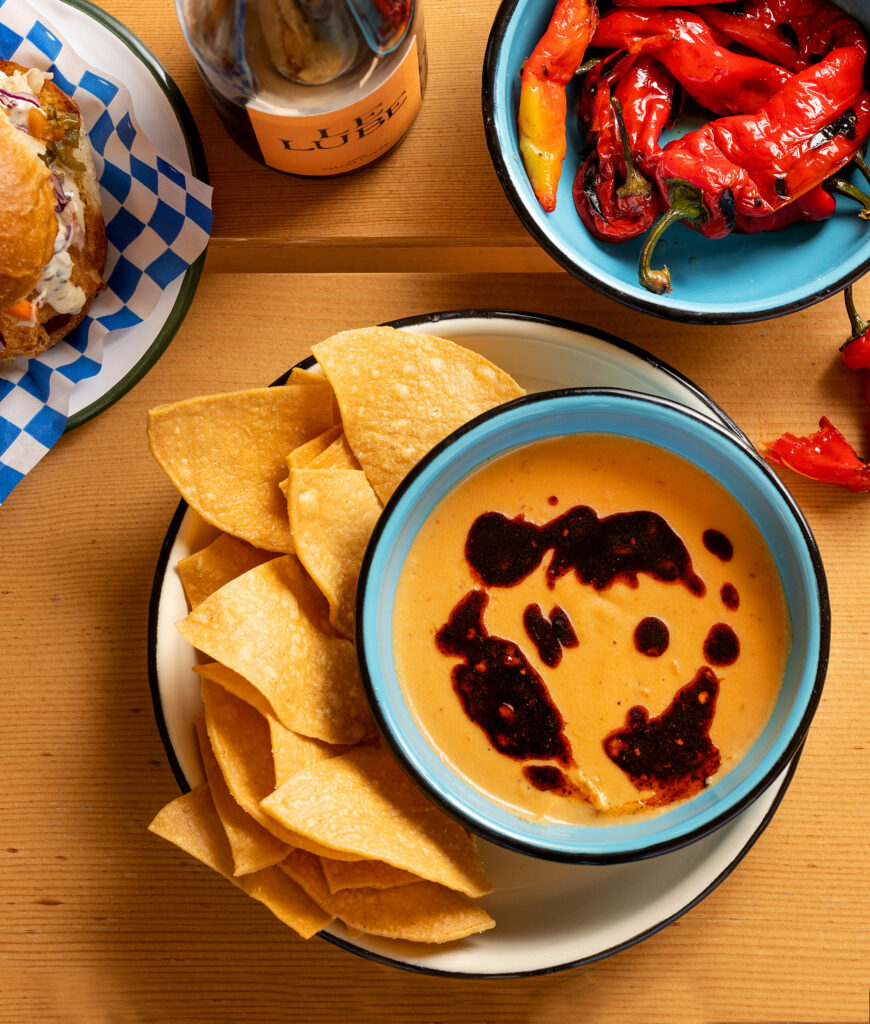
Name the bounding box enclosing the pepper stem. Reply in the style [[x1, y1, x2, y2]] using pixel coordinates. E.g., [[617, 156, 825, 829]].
[[612, 97, 652, 200], [842, 284, 870, 347], [826, 176, 870, 219], [639, 181, 708, 295], [852, 144, 870, 190], [575, 56, 603, 77]]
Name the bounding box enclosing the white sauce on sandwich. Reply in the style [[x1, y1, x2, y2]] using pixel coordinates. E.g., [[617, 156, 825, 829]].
[[1, 68, 87, 315], [0, 68, 46, 128]]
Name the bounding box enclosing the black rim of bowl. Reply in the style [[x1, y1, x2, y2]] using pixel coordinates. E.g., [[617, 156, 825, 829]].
[[355, 386, 830, 865], [481, 0, 870, 325], [146, 311, 822, 976]]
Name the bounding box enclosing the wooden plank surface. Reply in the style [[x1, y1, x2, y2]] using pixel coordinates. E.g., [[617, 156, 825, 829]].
[[2, 270, 869, 1023], [92, 0, 533, 268], [3, 0, 870, 1019]]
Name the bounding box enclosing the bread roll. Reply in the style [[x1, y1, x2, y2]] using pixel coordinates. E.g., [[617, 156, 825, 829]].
[[0, 60, 106, 361]]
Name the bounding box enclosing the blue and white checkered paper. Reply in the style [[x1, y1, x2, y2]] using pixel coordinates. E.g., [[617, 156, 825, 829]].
[[0, 0, 212, 504]]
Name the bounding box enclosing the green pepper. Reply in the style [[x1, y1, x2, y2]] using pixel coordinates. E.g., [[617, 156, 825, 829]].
[[46, 105, 85, 171]]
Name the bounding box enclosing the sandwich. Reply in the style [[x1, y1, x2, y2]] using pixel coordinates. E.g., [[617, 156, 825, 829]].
[[0, 59, 106, 361]]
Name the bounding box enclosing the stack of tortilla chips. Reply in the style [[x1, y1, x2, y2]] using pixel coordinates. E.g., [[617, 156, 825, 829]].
[[147, 326, 526, 945]]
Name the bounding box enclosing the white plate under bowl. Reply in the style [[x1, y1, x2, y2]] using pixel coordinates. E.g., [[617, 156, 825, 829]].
[[148, 310, 796, 977], [33, 0, 209, 428]]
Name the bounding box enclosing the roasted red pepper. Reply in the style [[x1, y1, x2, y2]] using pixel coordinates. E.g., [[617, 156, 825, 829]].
[[616, 55, 680, 174], [689, 2, 799, 68], [573, 56, 675, 242], [765, 284, 870, 492], [518, 0, 599, 211], [765, 417, 870, 492], [842, 284, 870, 424], [734, 184, 835, 233], [842, 286, 870, 372], [735, 175, 870, 233], [592, 7, 792, 115], [639, 47, 870, 291], [697, 0, 866, 72]]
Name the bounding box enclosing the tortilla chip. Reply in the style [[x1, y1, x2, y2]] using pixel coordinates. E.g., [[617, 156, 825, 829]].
[[287, 366, 340, 421], [194, 716, 289, 876], [288, 468, 381, 638], [281, 851, 494, 943], [178, 533, 275, 609], [287, 425, 343, 471], [194, 662, 277, 721], [261, 745, 493, 897], [311, 327, 524, 502], [307, 434, 361, 471], [149, 785, 234, 874], [147, 384, 335, 552], [200, 680, 362, 861], [148, 785, 333, 938], [279, 424, 344, 504], [178, 556, 375, 744], [200, 680, 283, 829], [287, 367, 327, 387], [320, 857, 419, 893], [268, 715, 347, 789], [237, 866, 332, 938]]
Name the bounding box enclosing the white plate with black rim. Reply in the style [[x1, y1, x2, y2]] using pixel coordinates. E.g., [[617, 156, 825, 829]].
[[148, 310, 801, 977], [33, 0, 209, 429]]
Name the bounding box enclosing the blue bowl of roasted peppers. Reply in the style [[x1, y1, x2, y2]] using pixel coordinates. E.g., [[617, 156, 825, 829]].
[[483, 0, 870, 325]]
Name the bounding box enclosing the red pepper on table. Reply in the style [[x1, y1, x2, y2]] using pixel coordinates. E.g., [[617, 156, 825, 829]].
[[765, 418, 870, 492], [592, 7, 792, 115], [764, 285, 870, 492], [842, 286, 870, 371], [573, 56, 675, 242], [638, 47, 870, 292], [842, 335, 870, 372], [842, 284, 870, 426]]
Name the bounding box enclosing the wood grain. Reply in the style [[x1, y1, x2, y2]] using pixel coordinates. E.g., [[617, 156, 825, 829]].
[[94, 0, 530, 267], [2, 0, 869, 1018], [3, 271, 869, 1023]]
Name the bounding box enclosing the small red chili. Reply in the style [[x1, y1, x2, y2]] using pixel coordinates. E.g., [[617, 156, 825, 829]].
[[842, 284, 870, 371]]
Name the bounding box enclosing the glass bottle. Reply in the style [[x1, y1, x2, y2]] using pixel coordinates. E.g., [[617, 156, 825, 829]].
[[176, 0, 427, 176]]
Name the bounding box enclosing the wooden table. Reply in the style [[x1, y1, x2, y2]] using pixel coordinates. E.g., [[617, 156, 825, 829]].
[[2, 2, 868, 1021]]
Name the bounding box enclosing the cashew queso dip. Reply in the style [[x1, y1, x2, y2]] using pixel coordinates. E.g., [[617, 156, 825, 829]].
[[392, 434, 791, 825]]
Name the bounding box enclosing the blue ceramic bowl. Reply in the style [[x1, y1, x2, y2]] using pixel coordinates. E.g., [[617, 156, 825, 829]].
[[482, 0, 870, 324], [356, 390, 829, 862]]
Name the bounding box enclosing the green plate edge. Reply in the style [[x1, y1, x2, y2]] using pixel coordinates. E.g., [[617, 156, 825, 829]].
[[61, 0, 210, 431]]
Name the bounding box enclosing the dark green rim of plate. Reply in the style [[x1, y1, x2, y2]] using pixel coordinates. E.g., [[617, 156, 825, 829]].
[[62, 0, 210, 431]]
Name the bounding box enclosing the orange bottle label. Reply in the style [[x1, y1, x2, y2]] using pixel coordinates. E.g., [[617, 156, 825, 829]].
[[247, 38, 421, 176]]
